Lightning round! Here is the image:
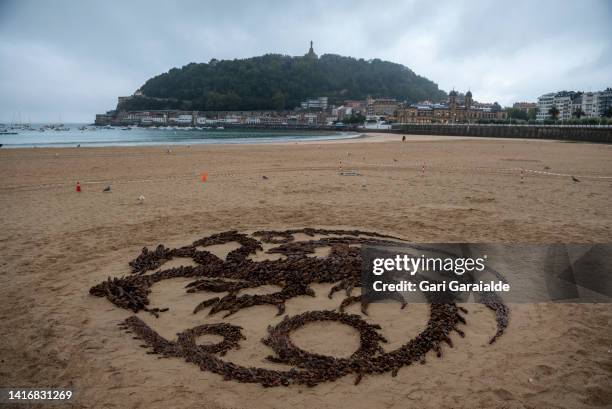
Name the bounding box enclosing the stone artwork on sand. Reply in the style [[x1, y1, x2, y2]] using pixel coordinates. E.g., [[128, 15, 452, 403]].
[[89, 229, 509, 387]]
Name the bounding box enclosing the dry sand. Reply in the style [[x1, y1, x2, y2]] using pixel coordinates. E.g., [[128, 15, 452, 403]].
[[0, 135, 611, 409]]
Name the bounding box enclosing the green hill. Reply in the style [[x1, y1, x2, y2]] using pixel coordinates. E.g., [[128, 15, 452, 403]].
[[119, 52, 447, 112]]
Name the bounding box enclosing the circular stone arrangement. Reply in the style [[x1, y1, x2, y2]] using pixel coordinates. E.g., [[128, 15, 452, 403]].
[[90, 228, 509, 387], [177, 323, 246, 356], [262, 311, 387, 369]]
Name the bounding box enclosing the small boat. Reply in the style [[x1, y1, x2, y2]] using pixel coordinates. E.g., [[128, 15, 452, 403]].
[[216, 126, 224, 129], [121, 127, 131, 130], [0, 131, 18, 135]]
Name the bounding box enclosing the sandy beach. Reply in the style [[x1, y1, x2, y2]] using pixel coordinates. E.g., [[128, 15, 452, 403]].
[[1, 134, 611, 409]]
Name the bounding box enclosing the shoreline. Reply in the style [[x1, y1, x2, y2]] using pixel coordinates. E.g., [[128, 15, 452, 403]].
[[0, 131, 574, 151], [0, 129, 361, 150], [4, 123, 612, 150]]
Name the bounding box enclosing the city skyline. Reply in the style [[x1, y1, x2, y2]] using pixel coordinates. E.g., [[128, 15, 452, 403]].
[[1, 0, 611, 122]]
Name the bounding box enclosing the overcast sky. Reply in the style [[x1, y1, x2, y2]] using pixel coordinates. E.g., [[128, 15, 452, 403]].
[[1, 0, 610, 123]]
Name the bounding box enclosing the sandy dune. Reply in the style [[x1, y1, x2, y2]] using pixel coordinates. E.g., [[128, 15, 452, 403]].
[[0, 136, 611, 408]]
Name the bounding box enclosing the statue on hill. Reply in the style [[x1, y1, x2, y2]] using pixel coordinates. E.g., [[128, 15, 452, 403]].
[[305, 40, 318, 59]]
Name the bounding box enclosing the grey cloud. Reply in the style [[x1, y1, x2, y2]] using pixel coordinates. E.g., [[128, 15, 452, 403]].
[[0, 0, 610, 122]]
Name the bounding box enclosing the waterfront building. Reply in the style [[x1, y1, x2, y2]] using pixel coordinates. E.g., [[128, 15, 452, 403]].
[[581, 92, 598, 117], [554, 93, 573, 121], [536, 93, 556, 121], [333, 106, 355, 121], [300, 96, 328, 110], [366, 96, 399, 116], [169, 114, 193, 124], [536, 92, 580, 121], [140, 112, 167, 124], [344, 100, 367, 113], [513, 102, 537, 113], [595, 88, 612, 117], [120, 110, 170, 125], [537, 88, 612, 121], [571, 94, 583, 117], [95, 112, 115, 126], [396, 90, 506, 124]]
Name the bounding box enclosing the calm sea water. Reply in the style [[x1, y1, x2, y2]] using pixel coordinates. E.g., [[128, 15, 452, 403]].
[[0, 124, 360, 148]]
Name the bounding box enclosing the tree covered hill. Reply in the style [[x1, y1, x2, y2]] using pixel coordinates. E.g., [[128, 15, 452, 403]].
[[119, 53, 447, 112]]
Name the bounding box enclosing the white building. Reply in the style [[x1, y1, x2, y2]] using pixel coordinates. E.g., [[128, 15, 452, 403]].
[[581, 92, 597, 117], [140, 114, 166, 124], [537, 93, 573, 121], [555, 95, 572, 120], [595, 88, 612, 117], [333, 106, 353, 121], [571, 94, 582, 117], [538, 88, 612, 121], [536, 93, 556, 121], [303, 113, 318, 124], [301, 97, 328, 110], [127, 111, 166, 124], [172, 114, 193, 124]]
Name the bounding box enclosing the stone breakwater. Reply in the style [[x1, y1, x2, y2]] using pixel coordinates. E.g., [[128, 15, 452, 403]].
[[388, 124, 612, 143]]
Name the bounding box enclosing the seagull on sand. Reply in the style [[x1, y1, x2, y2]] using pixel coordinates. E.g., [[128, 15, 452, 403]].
[[103, 185, 111, 192], [571, 176, 580, 183], [262, 175, 269, 180], [138, 195, 145, 203]]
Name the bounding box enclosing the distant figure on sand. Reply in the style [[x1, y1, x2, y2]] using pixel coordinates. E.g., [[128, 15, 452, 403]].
[[402, 135, 406, 142]]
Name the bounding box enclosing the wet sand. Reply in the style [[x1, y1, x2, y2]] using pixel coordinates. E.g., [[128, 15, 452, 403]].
[[0, 135, 611, 408]]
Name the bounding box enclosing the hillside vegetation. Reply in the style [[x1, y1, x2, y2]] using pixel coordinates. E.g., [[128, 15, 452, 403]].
[[119, 53, 447, 111]]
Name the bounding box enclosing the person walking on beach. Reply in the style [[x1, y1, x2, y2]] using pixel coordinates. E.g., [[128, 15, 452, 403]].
[[402, 135, 406, 142]]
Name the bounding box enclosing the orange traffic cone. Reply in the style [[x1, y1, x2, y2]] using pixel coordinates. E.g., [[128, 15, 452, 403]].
[[76, 181, 81, 192]]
